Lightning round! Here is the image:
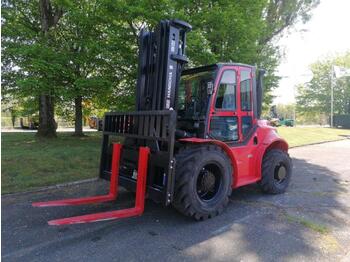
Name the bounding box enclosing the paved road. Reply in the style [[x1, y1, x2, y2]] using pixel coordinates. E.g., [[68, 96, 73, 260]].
[[2, 140, 350, 262]]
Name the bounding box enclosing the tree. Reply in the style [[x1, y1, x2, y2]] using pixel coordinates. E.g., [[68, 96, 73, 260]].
[[297, 52, 350, 122], [276, 103, 295, 119], [48, 1, 114, 136], [102, 0, 320, 108], [2, 0, 320, 137], [2, 1, 114, 136], [2, 0, 64, 137], [37, 0, 63, 137], [37, 0, 64, 137], [261, 0, 320, 45]]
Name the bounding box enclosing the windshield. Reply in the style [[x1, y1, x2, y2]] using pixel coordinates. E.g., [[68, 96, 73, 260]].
[[178, 70, 215, 119]]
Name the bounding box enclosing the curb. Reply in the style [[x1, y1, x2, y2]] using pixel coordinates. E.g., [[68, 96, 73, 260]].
[[2, 177, 99, 197], [289, 137, 349, 149]]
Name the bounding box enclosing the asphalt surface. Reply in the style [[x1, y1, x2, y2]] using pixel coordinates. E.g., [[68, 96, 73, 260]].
[[2, 140, 350, 262]]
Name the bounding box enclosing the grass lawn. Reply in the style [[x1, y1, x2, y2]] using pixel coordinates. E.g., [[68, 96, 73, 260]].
[[277, 126, 350, 147], [1, 132, 102, 194]]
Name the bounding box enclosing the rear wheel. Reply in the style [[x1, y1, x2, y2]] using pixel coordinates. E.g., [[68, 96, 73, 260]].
[[260, 149, 292, 194], [173, 145, 232, 220]]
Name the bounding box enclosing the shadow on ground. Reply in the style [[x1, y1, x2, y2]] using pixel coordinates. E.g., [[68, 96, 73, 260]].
[[2, 143, 350, 262]]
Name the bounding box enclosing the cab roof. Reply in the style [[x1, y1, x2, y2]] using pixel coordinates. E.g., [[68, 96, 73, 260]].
[[183, 63, 256, 75]]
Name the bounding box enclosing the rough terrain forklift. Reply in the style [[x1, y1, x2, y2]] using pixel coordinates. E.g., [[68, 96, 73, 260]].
[[33, 19, 292, 225]]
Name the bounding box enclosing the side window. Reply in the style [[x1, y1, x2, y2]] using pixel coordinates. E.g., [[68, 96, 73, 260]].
[[209, 116, 238, 141], [240, 71, 251, 111], [242, 116, 252, 136], [215, 70, 236, 110]]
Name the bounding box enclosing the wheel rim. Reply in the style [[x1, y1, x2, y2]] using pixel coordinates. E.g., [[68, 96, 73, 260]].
[[196, 163, 222, 201], [274, 163, 287, 184]]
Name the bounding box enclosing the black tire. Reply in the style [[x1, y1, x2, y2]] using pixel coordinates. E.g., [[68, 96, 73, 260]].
[[260, 149, 292, 194], [173, 145, 232, 220]]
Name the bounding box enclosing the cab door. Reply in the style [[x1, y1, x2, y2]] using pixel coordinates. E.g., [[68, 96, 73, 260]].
[[208, 67, 239, 142]]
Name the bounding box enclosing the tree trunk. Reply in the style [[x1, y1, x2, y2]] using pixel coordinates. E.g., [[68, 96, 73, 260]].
[[10, 109, 16, 128], [74, 96, 84, 136], [37, 94, 57, 138], [37, 0, 63, 138]]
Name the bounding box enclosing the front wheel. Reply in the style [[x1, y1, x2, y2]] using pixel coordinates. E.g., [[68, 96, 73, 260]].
[[260, 149, 292, 194], [173, 145, 233, 220]]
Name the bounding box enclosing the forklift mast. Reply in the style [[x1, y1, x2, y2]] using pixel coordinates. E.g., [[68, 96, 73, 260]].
[[99, 20, 192, 206], [136, 20, 192, 111]]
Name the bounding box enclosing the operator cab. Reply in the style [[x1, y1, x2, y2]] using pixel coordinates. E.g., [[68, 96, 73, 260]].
[[177, 63, 263, 144]]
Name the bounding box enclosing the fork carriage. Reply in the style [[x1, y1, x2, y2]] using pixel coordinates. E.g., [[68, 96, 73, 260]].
[[100, 110, 177, 206]]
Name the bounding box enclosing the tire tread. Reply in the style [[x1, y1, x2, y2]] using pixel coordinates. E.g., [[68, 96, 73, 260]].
[[173, 145, 232, 220]]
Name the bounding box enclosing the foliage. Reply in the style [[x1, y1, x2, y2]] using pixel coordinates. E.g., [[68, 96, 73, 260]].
[[107, 0, 319, 108], [2, 0, 320, 127], [275, 103, 295, 120], [295, 111, 328, 125], [297, 52, 350, 121]]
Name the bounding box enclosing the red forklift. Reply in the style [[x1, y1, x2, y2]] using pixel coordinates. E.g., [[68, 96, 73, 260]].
[[33, 19, 292, 225]]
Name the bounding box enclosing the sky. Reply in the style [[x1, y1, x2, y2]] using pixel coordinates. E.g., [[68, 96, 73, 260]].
[[273, 0, 350, 104]]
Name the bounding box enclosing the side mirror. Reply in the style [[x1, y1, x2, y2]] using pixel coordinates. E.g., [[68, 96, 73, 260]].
[[207, 81, 214, 95]]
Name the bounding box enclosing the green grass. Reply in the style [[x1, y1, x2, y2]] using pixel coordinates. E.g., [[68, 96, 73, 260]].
[[277, 127, 350, 147], [1, 132, 102, 194]]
